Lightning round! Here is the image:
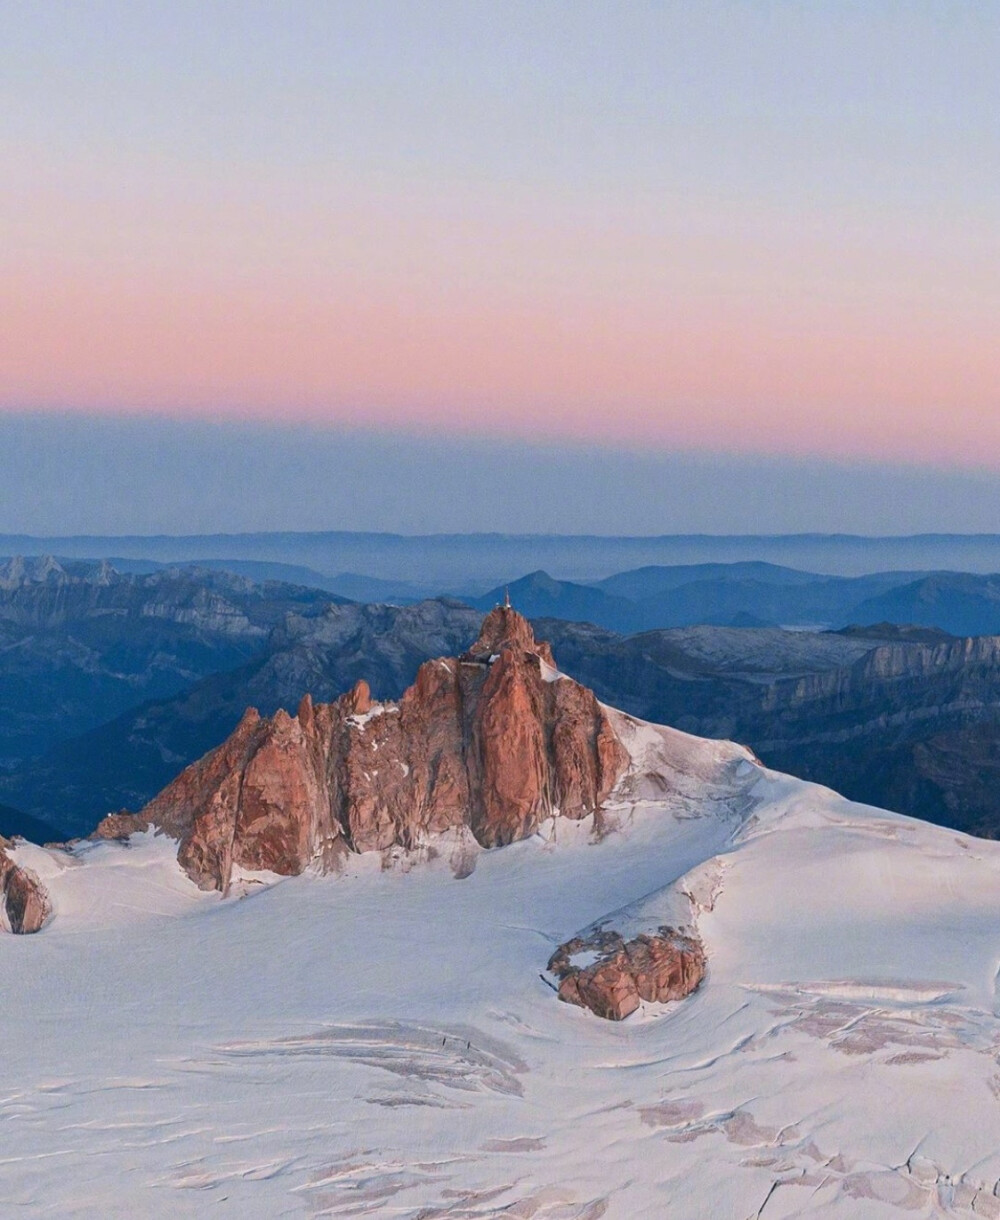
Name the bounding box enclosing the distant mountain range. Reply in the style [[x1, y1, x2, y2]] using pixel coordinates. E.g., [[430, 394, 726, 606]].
[[10, 530, 1000, 586], [9, 541, 1000, 637], [0, 556, 337, 771], [465, 566, 1000, 636]]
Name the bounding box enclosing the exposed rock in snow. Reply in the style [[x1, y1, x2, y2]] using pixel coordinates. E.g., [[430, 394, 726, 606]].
[[0, 843, 51, 933], [548, 926, 706, 1020]]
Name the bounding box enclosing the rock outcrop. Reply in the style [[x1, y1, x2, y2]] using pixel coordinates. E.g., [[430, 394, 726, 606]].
[[0, 844, 51, 934], [96, 607, 630, 892], [548, 927, 706, 1020]]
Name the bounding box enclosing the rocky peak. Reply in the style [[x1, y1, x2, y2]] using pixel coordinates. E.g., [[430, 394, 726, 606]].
[[0, 555, 69, 590], [341, 679, 372, 717], [86, 559, 116, 586], [97, 618, 631, 892], [462, 604, 556, 668]]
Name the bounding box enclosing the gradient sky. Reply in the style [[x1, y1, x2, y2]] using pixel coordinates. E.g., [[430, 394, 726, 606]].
[[2, 2, 998, 532]]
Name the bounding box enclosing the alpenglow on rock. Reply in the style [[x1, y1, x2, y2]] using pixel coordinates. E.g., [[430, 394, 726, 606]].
[[95, 607, 630, 892]]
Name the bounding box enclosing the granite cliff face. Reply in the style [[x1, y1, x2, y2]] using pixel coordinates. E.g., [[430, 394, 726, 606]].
[[0, 844, 50, 934], [97, 608, 629, 892]]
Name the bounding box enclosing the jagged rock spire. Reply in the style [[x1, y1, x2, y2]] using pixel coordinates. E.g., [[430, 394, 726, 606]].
[[98, 612, 630, 891]]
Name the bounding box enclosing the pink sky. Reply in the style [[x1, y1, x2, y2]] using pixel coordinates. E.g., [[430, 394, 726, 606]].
[[3, 4, 997, 470], [3, 206, 995, 466]]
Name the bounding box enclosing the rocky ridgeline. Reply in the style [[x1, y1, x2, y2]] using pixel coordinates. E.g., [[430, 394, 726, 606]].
[[95, 607, 630, 894], [0, 844, 50, 934]]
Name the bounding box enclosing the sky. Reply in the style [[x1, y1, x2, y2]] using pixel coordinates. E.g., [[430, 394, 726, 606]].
[[2, 1, 998, 534]]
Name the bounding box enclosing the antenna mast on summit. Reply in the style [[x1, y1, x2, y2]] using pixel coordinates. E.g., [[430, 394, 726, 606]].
[[504, 586, 511, 609]]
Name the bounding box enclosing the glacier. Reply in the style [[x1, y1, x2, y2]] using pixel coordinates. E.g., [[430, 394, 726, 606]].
[[4, 710, 1000, 1217]]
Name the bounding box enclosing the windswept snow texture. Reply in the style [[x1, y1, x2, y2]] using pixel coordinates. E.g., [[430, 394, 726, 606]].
[[6, 715, 1000, 1217]]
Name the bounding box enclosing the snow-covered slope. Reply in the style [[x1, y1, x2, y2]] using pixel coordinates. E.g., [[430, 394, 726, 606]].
[[5, 711, 1000, 1218]]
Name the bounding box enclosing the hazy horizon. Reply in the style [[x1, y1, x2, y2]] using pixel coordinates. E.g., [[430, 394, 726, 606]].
[[4, 412, 1000, 538]]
